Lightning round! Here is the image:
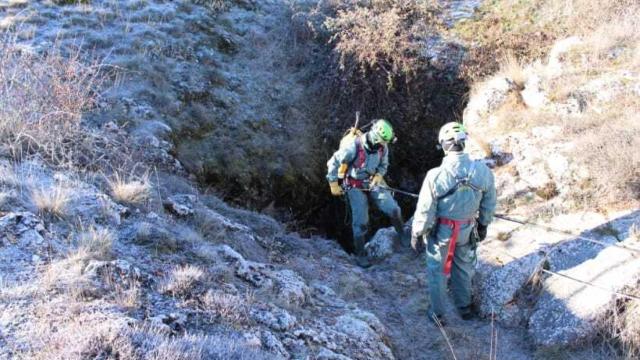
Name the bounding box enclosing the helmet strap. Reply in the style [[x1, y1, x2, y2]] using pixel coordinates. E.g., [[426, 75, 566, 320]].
[[442, 140, 465, 153]]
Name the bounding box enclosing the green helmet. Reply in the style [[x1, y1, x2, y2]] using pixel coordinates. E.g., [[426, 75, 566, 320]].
[[371, 119, 394, 143], [438, 122, 467, 144]]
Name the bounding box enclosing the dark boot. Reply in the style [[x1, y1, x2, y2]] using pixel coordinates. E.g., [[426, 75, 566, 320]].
[[353, 234, 371, 268], [459, 304, 478, 321], [390, 210, 409, 247]]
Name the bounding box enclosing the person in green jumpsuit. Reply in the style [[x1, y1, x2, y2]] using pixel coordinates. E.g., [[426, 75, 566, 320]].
[[327, 119, 406, 268], [411, 122, 497, 324]]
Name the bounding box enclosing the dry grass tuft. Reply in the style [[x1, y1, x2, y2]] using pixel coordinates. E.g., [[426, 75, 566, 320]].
[[77, 226, 114, 260], [498, 53, 527, 89], [599, 284, 640, 358], [108, 172, 151, 205], [570, 104, 640, 208], [30, 185, 70, 217], [41, 250, 90, 299], [160, 265, 205, 298], [29, 319, 265, 359]]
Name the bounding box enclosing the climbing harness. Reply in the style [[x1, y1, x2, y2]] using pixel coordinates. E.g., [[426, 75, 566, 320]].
[[439, 217, 475, 275], [340, 136, 385, 191], [436, 161, 483, 200]]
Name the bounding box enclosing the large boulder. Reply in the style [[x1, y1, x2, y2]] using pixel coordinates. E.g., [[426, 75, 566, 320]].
[[528, 213, 640, 346], [365, 227, 396, 262]]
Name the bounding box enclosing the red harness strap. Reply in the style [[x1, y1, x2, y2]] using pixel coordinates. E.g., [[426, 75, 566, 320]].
[[344, 137, 385, 189], [344, 177, 365, 188], [438, 217, 475, 275]]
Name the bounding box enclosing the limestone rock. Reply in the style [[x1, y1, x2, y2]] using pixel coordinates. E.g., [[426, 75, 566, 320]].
[[0, 212, 45, 247], [271, 269, 309, 306], [464, 76, 518, 131], [163, 194, 197, 217], [261, 331, 289, 358], [547, 36, 582, 76], [528, 233, 640, 346], [365, 227, 395, 262], [475, 250, 547, 327], [334, 311, 393, 360], [251, 305, 296, 331], [236, 260, 275, 289], [149, 312, 187, 335]]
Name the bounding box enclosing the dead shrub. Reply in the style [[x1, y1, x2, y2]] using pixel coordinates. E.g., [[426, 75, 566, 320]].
[[498, 52, 527, 89], [0, 36, 106, 168], [324, 0, 444, 80], [202, 290, 248, 325], [191, 0, 230, 11], [455, 0, 638, 79]]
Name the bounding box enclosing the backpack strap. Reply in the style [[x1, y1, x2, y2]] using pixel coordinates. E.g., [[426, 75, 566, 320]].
[[353, 137, 367, 169], [437, 161, 483, 201]]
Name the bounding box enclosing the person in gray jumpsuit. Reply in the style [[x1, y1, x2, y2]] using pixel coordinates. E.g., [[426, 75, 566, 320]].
[[327, 119, 406, 268], [412, 122, 496, 324]]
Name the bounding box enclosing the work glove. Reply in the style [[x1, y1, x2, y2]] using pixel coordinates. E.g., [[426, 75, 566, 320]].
[[477, 223, 488, 242], [370, 173, 387, 188], [329, 181, 344, 196], [411, 233, 425, 253]]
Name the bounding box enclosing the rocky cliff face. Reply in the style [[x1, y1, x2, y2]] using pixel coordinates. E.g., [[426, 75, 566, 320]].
[[463, 9, 640, 351]]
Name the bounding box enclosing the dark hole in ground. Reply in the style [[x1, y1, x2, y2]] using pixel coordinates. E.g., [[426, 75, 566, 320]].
[[306, 74, 469, 252], [242, 69, 468, 251], [198, 68, 469, 253]]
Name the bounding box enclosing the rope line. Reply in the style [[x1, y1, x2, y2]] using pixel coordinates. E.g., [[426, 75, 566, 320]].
[[487, 246, 640, 302], [494, 213, 640, 255], [540, 268, 640, 302], [356, 185, 640, 299]]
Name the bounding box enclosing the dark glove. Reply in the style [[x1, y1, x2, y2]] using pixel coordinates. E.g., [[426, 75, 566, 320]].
[[411, 233, 425, 253], [477, 223, 488, 242]]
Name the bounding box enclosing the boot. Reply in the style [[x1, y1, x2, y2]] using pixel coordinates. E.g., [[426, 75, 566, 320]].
[[459, 304, 478, 321], [353, 234, 371, 268], [390, 211, 409, 247]]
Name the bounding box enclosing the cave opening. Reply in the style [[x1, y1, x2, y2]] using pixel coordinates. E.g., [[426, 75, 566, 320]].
[[300, 71, 470, 252]]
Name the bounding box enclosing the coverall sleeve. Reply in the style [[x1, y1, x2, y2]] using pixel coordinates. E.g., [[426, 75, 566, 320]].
[[478, 166, 497, 226], [412, 170, 438, 237], [326, 141, 357, 182], [376, 146, 389, 177]]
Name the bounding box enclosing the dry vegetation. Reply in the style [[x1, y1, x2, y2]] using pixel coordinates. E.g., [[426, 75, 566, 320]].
[[77, 225, 115, 260], [0, 36, 105, 167], [108, 172, 151, 205], [325, 0, 444, 80], [30, 184, 71, 217], [471, 1, 640, 210], [599, 285, 640, 358], [202, 290, 250, 325], [454, 0, 638, 79], [160, 265, 205, 298]]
